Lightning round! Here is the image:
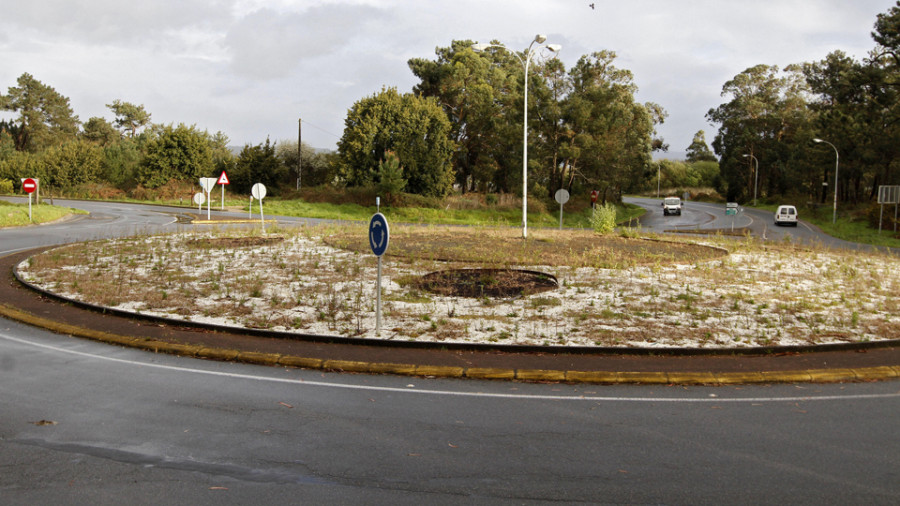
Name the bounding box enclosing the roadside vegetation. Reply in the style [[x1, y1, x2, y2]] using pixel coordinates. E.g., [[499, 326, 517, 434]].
[[0, 200, 85, 227]]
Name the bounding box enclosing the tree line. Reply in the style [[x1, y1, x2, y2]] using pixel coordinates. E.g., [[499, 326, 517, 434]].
[[0, 74, 333, 199], [707, 2, 900, 206], [4, 2, 900, 211]]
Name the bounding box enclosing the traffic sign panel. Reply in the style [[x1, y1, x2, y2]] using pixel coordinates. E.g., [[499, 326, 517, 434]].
[[251, 183, 267, 200], [369, 213, 389, 257], [22, 178, 37, 194], [199, 177, 217, 193], [217, 171, 230, 185]]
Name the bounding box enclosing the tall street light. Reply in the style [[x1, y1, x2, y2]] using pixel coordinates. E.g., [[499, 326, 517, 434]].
[[813, 138, 839, 224], [742, 153, 758, 206], [473, 35, 561, 239]]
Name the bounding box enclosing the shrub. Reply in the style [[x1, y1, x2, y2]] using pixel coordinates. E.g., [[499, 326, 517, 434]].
[[0, 178, 13, 195], [590, 203, 617, 235]]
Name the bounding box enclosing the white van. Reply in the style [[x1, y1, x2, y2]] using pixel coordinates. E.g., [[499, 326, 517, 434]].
[[662, 197, 682, 216], [774, 205, 798, 226]]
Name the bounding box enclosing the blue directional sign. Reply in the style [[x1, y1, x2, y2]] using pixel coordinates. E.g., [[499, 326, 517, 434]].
[[369, 212, 389, 257]]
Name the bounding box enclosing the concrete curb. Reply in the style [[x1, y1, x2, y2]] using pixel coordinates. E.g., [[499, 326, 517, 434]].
[[3, 302, 899, 385]]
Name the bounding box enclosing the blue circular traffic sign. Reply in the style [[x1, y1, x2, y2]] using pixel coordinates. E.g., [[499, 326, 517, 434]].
[[369, 213, 389, 256]]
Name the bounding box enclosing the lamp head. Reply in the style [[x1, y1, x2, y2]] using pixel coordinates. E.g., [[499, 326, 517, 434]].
[[813, 138, 823, 143], [471, 43, 490, 52], [534, 34, 547, 44], [546, 44, 562, 53]]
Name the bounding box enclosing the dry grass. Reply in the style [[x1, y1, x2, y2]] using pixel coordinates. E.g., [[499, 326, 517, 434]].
[[16, 223, 900, 348]]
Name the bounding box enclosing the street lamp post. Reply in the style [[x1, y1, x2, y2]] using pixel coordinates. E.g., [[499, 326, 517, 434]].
[[813, 138, 839, 224], [742, 153, 758, 206], [473, 35, 561, 239]]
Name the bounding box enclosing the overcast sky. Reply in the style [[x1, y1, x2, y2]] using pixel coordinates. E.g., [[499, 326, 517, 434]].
[[1, 0, 896, 158]]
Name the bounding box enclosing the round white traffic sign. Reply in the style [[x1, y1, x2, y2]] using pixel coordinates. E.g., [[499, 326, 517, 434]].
[[251, 183, 267, 200], [193, 192, 206, 205], [555, 189, 570, 205]]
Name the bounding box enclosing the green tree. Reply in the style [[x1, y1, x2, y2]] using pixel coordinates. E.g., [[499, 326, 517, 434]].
[[409, 40, 524, 193], [107, 100, 152, 138], [562, 51, 659, 203], [230, 138, 285, 194], [41, 139, 103, 194], [338, 87, 455, 197], [82, 116, 120, 146], [375, 151, 407, 203], [101, 138, 142, 189], [136, 124, 213, 188], [685, 130, 717, 162], [276, 140, 335, 188], [0, 73, 79, 152], [706, 64, 813, 202], [0, 150, 42, 186]]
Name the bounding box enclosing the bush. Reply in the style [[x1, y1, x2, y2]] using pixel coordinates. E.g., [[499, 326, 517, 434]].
[[866, 203, 899, 230], [0, 178, 13, 195], [590, 203, 617, 235]]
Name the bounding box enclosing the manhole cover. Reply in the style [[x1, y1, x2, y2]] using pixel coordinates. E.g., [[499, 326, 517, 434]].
[[417, 268, 558, 298]]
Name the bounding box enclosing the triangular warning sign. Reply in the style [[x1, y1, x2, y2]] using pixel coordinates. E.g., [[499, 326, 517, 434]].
[[217, 171, 230, 185]]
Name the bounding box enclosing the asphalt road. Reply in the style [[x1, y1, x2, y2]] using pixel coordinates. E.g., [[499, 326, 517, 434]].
[[2, 198, 899, 504], [625, 196, 894, 251]]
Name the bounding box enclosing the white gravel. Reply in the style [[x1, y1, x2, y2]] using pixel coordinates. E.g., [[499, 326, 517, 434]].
[[16, 229, 900, 349]]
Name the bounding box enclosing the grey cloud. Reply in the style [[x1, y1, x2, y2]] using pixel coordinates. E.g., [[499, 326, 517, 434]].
[[3, 0, 231, 45], [224, 4, 387, 79]]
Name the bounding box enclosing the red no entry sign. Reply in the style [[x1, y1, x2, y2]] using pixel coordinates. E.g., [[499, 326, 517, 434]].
[[22, 178, 37, 194]]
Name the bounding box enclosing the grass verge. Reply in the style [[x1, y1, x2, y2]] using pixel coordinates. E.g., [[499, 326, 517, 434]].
[[0, 201, 86, 227]]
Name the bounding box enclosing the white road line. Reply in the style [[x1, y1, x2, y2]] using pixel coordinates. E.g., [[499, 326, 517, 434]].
[[2, 331, 898, 404]]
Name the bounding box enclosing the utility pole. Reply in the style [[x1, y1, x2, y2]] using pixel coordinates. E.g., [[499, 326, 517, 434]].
[[297, 118, 303, 191]]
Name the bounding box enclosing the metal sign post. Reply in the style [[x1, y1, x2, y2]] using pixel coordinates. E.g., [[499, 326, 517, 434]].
[[217, 171, 230, 210], [369, 212, 390, 336], [251, 183, 267, 233], [554, 189, 569, 230], [726, 205, 738, 232], [193, 192, 205, 213], [877, 185, 900, 234], [199, 177, 217, 220], [22, 178, 37, 222]]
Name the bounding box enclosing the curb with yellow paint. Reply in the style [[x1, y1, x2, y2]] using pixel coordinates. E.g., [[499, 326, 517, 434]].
[[3, 302, 899, 385]]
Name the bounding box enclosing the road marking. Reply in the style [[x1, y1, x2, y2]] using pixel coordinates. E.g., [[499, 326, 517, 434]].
[[2, 331, 898, 404]]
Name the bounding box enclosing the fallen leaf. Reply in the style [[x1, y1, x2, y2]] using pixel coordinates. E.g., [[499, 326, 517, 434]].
[[278, 402, 293, 409], [407, 453, 421, 457], [209, 486, 229, 490], [448, 443, 458, 448], [30, 420, 57, 426]]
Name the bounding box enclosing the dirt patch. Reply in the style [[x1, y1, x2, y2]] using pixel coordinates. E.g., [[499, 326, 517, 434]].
[[418, 269, 558, 298], [186, 236, 285, 248]]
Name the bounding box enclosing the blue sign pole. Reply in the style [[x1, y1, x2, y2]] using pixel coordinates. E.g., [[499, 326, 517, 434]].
[[369, 213, 389, 336]]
